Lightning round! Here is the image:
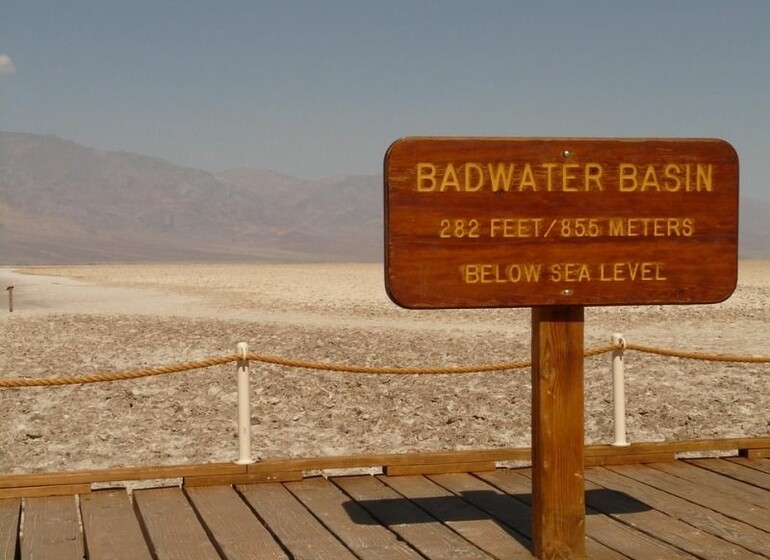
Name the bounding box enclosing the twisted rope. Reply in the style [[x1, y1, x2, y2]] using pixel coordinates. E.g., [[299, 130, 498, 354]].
[[0, 355, 238, 388], [244, 353, 529, 375], [625, 343, 770, 364], [0, 341, 767, 389]]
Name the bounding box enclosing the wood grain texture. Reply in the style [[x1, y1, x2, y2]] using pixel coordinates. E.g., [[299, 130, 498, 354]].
[[588, 465, 769, 558], [132, 487, 221, 560], [0, 482, 90, 499], [238, 482, 358, 560], [286, 476, 422, 560], [333, 475, 492, 560], [80, 489, 154, 560], [2, 440, 768, 494], [186, 486, 288, 560], [0, 499, 20, 560], [21, 495, 84, 560], [474, 469, 633, 560], [385, 461, 496, 477], [632, 463, 770, 532], [379, 474, 534, 559], [531, 306, 586, 559]]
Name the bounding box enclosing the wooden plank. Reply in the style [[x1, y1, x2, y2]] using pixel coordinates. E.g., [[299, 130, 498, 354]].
[[587, 437, 770, 459], [185, 470, 303, 487], [429, 473, 533, 542], [741, 448, 770, 459], [638, 462, 770, 530], [186, 486, 288, 560], [132, 487, 220, 560], [585, 452, 675, 467], [238, 482, 358, 560], [0, 462, 245, 489], [0, 483, 90, 499], [380, 474, 535, 559], [245, 448, 531, 478], [333, 475, 493, 560], [531, 305, 585, 560], [728, 457, 770, 475], [685, 457, 770, 491], [589, 465, 770, 558], [477, 469, 663, 560], [385, 461, 496, 477], [0, 499, 20, 560], [21, 495, 84, 560], [650, 459, 770, 508], [2, 439, 769, 491], [80, 489, 153, 560], [286, 476, 422, 560]]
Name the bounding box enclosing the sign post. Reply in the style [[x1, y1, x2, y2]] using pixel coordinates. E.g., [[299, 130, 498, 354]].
[[384, 137, 738, 559], [531, 305, 585, 558]]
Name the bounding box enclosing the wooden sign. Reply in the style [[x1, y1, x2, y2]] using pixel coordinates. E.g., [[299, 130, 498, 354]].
[[385, 137, 739, 308]]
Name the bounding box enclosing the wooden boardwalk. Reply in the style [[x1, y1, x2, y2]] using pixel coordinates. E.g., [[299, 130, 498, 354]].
[[1, 454, 769, 559]]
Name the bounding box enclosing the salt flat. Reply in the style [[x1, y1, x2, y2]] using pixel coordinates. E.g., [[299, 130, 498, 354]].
[[1, 262, 768, 473]]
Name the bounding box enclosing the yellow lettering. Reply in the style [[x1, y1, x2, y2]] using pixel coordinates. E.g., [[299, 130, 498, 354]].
[[462, 264, 499, 283], [543, 163, 558, 191], [696, 164, 713, 191], [440, 163, 460, 192], [488, 163, 515, 192], [506, 263, 542, 283], [549, 263, 591, 282], [562, 163, 580, 192], [584, 163, 604, 191], [416, 163, 436, 192], [663, 164, 681, 191], [682, 217, 694, 236], [619, 164, 637, 191], [463, 163, 484, 192], [599, 262, 667, 281], [608, 218, 625, 236], [641, 165, 661, 191], [489, 218, 543, 238], [519, 163, 537, 191]]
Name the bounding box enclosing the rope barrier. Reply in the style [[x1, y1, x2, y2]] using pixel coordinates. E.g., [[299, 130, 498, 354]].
[[0, 341, 767, 389], [0, 355, 238, 388], [625, 343, 770, 364]]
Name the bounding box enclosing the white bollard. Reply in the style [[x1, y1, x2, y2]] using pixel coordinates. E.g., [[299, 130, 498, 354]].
[[612, 333, 630, 447], [235, 342, 256, 464]]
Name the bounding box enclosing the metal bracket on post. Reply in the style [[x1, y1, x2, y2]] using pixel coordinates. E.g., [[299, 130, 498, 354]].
[[612, 333, 630, 447], [235, 342, 256, 465]]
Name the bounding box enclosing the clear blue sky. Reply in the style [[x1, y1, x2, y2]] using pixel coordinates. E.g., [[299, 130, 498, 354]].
[[1, 1, 769, 199]]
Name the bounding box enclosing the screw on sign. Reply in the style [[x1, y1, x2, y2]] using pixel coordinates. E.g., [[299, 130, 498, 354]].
[[384, 137, 739, 560]]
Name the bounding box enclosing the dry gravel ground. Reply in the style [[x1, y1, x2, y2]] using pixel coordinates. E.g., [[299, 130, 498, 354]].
[[0, 262, 768, 474]]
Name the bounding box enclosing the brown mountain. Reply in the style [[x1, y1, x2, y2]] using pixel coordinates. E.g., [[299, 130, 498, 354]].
[[0, 131, 382, 264]]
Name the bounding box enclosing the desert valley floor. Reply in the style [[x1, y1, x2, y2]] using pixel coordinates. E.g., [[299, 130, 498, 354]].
[[0, 262, 768, 474]]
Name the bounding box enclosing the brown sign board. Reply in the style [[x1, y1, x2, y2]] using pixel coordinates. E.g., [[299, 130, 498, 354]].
[[385, 137, 739, 308]]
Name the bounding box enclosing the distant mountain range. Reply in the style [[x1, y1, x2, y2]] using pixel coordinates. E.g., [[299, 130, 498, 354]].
[[0, 131, 381, 264], [0, 130, 768, 264]]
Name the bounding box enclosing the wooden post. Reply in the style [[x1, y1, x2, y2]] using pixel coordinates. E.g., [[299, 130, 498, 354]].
[[531, 306, 586, 560], [6, 286, 13, 313]]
